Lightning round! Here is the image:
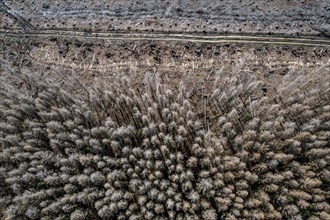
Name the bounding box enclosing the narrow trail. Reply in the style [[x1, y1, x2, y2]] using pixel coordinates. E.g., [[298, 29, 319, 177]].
[[1, 29, 330, 47]]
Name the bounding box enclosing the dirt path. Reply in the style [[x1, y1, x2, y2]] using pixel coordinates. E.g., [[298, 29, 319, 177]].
[[1, 29, 330, 47]]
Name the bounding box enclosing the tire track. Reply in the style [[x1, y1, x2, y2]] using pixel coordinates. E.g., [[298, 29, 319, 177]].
[[0, 29, 329, 47], [0, 2, 34, 30]]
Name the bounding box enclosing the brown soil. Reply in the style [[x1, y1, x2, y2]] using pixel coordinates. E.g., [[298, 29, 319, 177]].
[[1, 35, 329, 96]]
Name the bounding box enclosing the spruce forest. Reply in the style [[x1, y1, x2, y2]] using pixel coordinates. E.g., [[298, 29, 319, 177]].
[[0, 66, 329, 219]]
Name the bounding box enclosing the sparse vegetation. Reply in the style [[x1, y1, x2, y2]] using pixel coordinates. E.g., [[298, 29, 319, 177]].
[[1, 0, 328, 35], [0, 66, 329, 219]]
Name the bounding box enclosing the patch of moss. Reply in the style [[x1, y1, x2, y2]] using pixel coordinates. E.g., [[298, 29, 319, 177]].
[[287, 196, 294, 203], [85, 147, 94, 153], [242, 111, 252, 122], [301, 206, 314, 219], [36, 181, 47, 189]]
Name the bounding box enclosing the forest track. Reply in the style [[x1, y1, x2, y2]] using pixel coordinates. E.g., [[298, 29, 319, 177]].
[[0, 2, 35, 30], [0, 29, 329, 47]]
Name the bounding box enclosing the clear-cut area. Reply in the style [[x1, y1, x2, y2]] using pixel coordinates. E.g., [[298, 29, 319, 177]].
[[1, 0, 330, 36]]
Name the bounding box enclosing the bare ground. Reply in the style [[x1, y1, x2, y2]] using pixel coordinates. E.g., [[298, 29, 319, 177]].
[[1, 35, 329, 96], [1, 0, 330, 36]]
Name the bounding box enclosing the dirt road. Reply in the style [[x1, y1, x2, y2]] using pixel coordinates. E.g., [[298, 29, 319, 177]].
[[1, 29, 329, 47]]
